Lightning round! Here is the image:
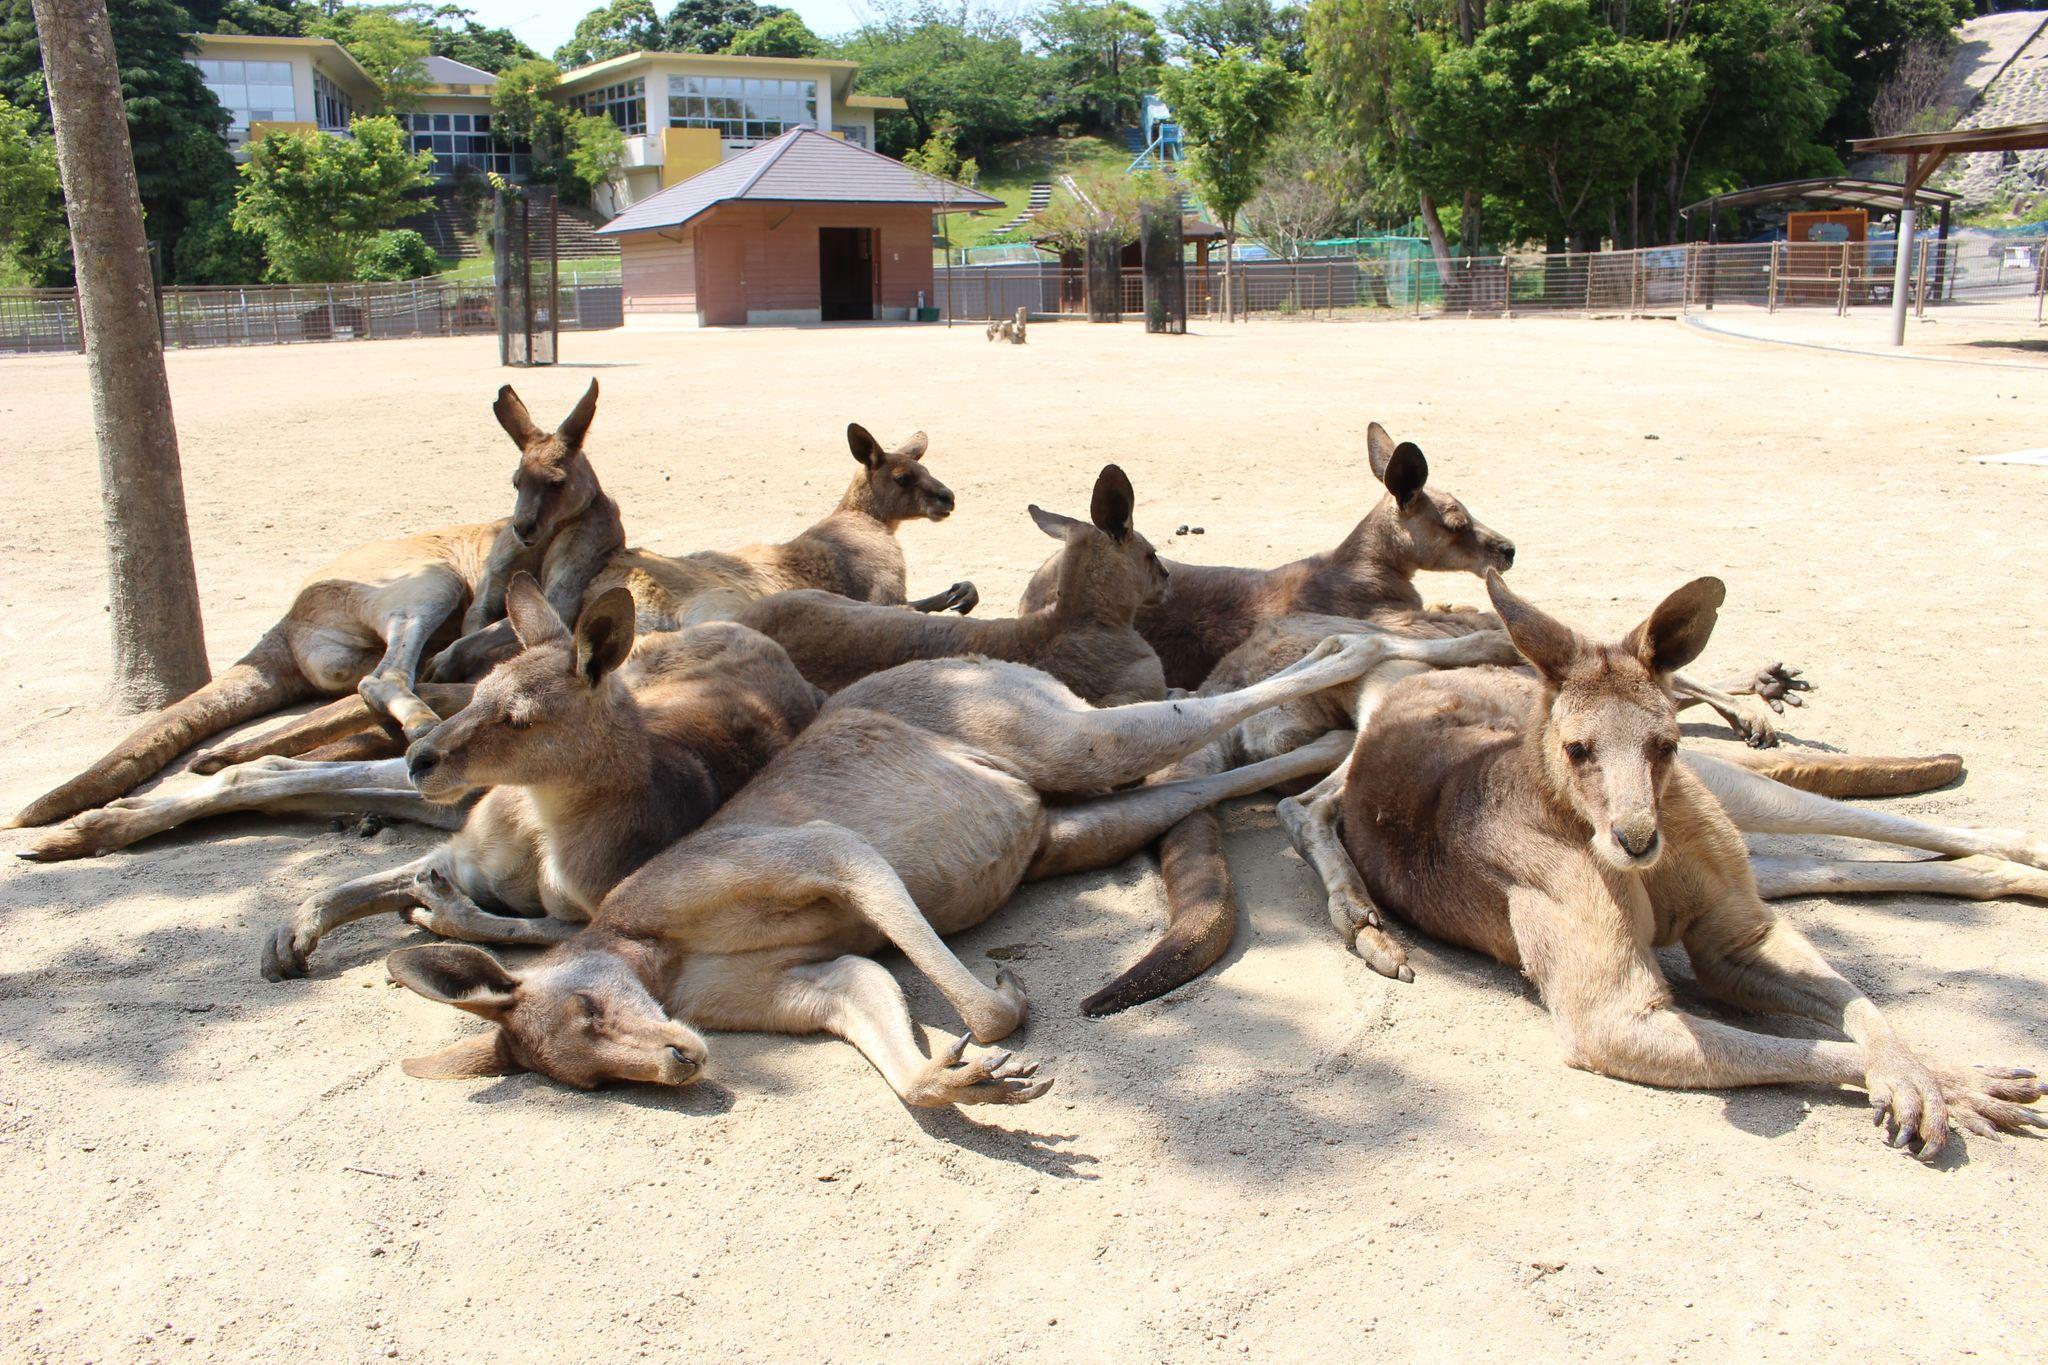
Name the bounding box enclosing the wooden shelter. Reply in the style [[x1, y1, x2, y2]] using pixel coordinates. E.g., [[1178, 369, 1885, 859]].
[[1848, 121, 2048, 344], [597, 128, 999, 327]]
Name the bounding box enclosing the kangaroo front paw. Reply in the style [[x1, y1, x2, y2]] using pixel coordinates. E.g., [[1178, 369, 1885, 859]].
[[907, 1032, 1054, 1107], [261, 920, 320, 981]]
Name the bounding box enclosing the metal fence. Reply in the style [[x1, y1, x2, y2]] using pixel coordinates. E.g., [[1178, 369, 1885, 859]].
[[0, 277, 624, 356], [934, 237, 2048, 324]]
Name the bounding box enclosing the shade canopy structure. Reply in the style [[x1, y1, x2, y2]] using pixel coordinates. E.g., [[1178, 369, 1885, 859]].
[[597, 127, 1001, 238], [1846, 120, 2048, 344], [1679, 177, 1960, 222]]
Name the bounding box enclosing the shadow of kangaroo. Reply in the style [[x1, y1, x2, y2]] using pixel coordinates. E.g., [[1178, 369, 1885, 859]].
[[181, 423, 975, 775], [10, 382, 624, 829], [1330, 573, 2045, 1160], [733, 464, 1168, 705], [383, 617, 1414, 1108]]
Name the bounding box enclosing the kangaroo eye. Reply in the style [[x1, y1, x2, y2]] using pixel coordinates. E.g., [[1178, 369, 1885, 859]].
[[894, 473, 915, 488], [1564, 741, 1591, 765], [1651, 736, 1678, 758], [502, 711, 531, 731]]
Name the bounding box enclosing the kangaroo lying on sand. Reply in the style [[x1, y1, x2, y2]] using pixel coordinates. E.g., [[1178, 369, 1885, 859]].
[[985, 308, 1027, 344], [1327, 573, 2044, 1158], [1086, 602, 2041, 1014], [385, 615, 1478, 1105], [734, 464, 1167, 705], [11, 383, 624, 830], [181, 424, 974, 775]]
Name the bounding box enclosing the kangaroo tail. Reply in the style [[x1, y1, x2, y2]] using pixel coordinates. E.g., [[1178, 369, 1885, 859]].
[[10, 624, 316, 827], [1714, 748, 1964, 798], [1081, 743, 1239, 1018]]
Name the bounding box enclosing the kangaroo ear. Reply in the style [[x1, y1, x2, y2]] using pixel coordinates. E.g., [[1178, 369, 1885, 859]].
[[847, 422, 883, 468], [557, 379, 599, 449], [1381, 442, 1429, 506], [505, 573, 569, 650], [494, 385, 543, 449], [573, 586, 636, 685], [1090, 464, 1135, 542], [1625, 576, 1725, 677], [388, 944, 519, 1020], [895, 430, 929, 461], [1366, 421, 1396, 481], [402, 1028, 523, 1080], [1028, 504, 1085, 540], [1486, 570, 1581, 684]]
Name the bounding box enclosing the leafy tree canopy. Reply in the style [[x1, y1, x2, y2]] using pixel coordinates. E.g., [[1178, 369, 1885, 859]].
[[553, 0, 661, 67], [1032, 0, 1164, 131], [835, 2, 1054, 156], [663, 0, 792, 53], [1163, 0, 1305, 70], [1158, 45, 1299, 230], [231, 113, 434, 280], [728, 11, 822, 57]]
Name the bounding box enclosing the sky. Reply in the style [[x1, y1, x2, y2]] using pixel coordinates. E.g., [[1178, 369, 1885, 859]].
[[452, 0, 1166, 61]]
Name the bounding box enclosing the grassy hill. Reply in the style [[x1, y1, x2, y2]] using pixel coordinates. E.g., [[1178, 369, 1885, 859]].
[[945, 134, 1136, 251]]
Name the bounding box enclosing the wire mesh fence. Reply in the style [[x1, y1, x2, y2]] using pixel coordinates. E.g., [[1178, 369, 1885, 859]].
[[0, 277, 623, 356], [933, 238, 2048, 324]]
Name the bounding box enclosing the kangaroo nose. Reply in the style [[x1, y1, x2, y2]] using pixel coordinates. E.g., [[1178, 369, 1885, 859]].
[[1613, 825, 1659, 859], [407, 744, 441, 783], [1497, 542, 1516, 569]]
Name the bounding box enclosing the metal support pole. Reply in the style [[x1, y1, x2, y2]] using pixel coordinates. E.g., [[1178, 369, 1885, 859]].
[[1888, 204, 1916, 346]]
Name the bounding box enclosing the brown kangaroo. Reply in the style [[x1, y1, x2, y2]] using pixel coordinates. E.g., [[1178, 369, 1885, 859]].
[[383, 620, 1440, 1107], [733, 464, 1168, 705], [1332, 573, 2044, 1159], [1019, 423, 1517, 690], [10, 383, 623, 830], [180, 423, 973, 775]]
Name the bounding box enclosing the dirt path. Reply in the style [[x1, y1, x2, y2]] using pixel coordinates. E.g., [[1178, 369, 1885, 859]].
[[2, 317, 2045, 1362]]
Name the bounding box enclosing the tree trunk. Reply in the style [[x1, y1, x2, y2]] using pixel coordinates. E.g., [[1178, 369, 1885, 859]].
[[1223, 228, 1235, 321], [1460, 189, 1483, 256], [32, 0, 209, 711], [1418, 193, 1455, 286]]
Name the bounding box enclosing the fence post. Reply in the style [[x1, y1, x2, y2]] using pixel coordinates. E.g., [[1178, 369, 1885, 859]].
[[1767, 244, 1780, 312]]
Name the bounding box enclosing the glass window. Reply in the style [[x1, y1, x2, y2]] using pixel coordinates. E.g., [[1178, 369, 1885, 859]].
[[665, 73, 817, 145], [198, 56, 298, 135], [567, 78, 647, 136]]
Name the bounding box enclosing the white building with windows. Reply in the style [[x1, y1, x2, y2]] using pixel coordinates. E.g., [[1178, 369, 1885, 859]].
[[184, 40, 907, 217], [189, 34, 378, 150]]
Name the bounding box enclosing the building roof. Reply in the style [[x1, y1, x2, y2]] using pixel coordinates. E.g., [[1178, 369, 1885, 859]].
[[1679, 176, 1961, 218], [188, 33, 378, 96], [558, 49, 859, 93], [842, 93, 909, 111], [597, 128, 1002, 236], [422, 55, 497, 89]]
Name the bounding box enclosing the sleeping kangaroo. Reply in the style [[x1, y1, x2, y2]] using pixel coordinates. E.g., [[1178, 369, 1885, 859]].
[[384, 609, 1484, 1107], [10, 382, 623, 830], [182, 424, 974, 775], [1329, 573, 2044, 1159], [734, 464, 1167, 705]]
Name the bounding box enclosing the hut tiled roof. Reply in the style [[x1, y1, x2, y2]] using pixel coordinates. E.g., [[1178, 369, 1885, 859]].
[[596, 127, 1001, 236]]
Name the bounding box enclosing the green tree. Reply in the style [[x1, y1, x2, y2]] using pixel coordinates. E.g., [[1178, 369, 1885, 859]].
[[0, 90, 59, 271], [564, 109, 624, 206], [1029, 164, 1178, 249], [171, 192, 266, 280], [1033, 0, 1164, 130], [1823, 0, 1968, 143], [1408, 0, 1704, 249], [1163, 0, 1305, 70], [352, 223, 438, 277], [427, 14, 536, 71], [323, 7, 433, 113], [835, 2, 1054, 156], [728, 10, 819, 57], [1159, 45, 1298, 315], [663, 0, 789, 52], [554, 0, 660, 68], [492, 56, 568, 176], [205, 0, 310, 34], [0, 0, 237, 282], [231, 114, 434, 280]]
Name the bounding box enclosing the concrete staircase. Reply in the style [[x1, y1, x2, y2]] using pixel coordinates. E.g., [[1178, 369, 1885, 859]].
[[397, 192, 622, 264], [990, 182, 1053, 238]]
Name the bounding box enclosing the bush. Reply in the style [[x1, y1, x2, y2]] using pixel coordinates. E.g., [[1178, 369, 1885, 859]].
[[173, 196, 268, 284], [353, 228, 443, 281]]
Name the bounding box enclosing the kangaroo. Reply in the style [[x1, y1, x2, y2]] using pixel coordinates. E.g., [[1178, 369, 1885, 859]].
[[182, 424, 975, 775], [1020, 423, 1517, 690], [10, 383, 622, 830], [384, 610, 1486, 1107], [21, 585, 827, 986], [1329, 573, 2044, 1158], [733, 465, 1167, 705]]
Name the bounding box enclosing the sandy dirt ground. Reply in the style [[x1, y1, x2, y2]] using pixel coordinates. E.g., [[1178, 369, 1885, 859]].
[[3, 316, 2047, 1363]]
